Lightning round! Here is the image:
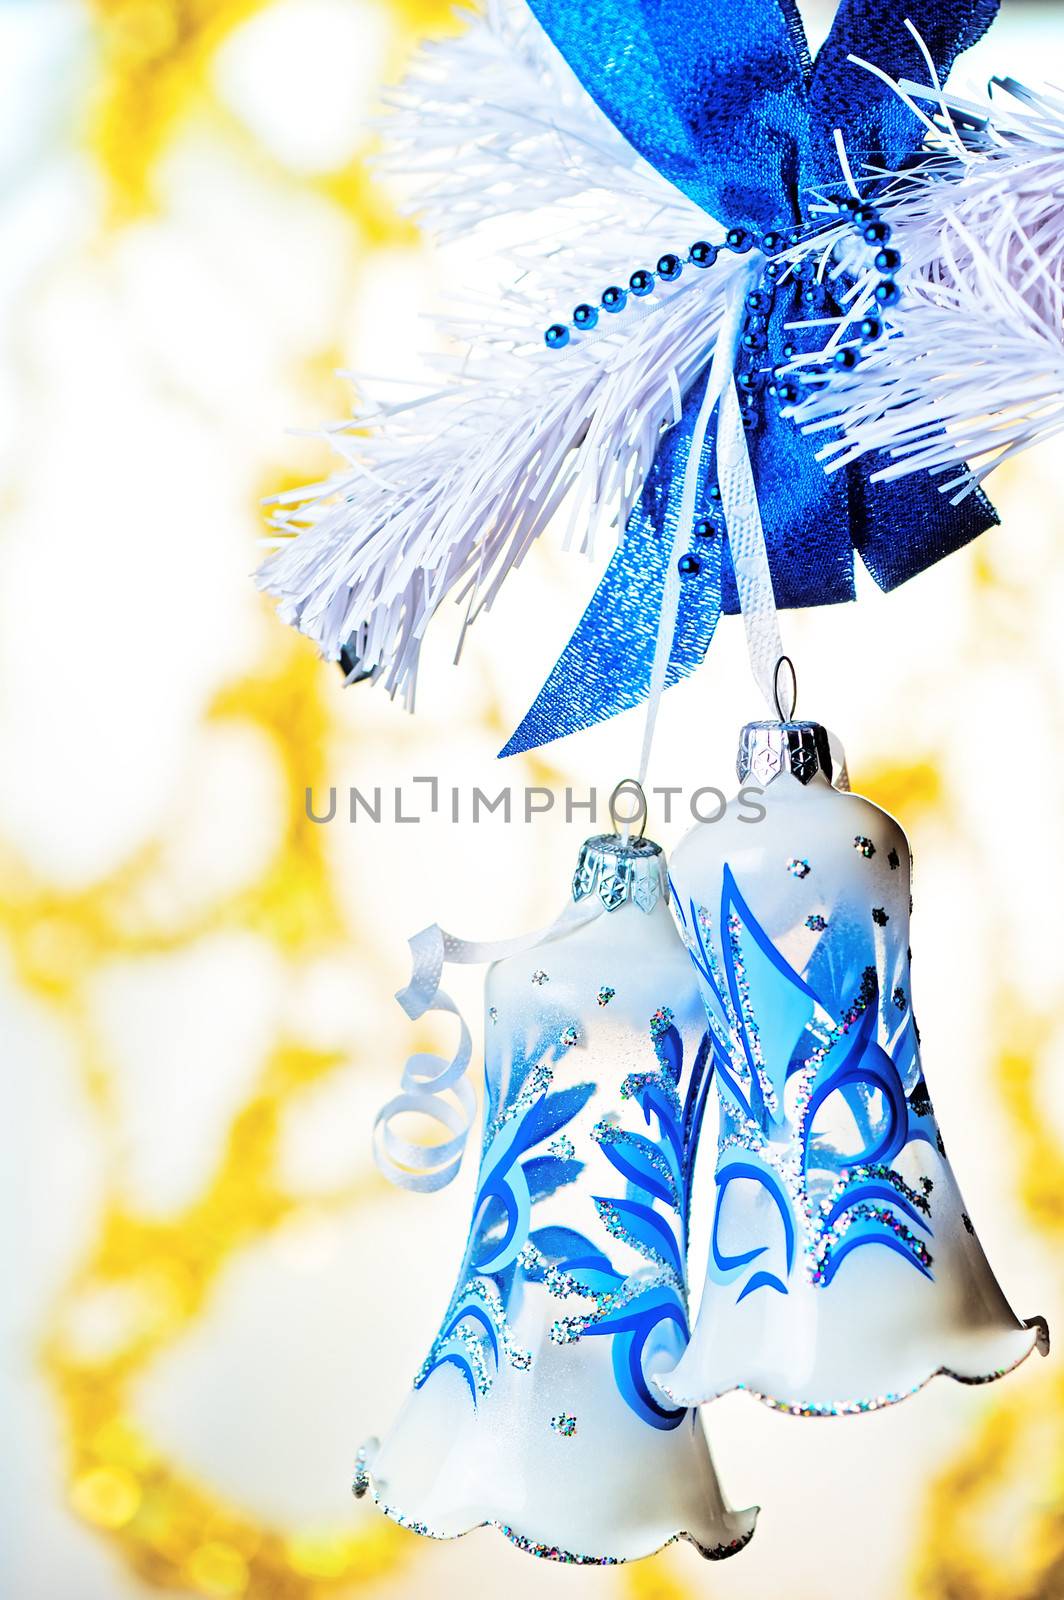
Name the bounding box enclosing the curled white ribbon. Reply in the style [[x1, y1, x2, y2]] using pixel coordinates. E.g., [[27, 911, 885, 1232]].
[[374, 899, 603, 1191]]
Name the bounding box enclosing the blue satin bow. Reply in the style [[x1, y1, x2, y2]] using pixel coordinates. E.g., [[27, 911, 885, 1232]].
[[501, 0, 999, 757]]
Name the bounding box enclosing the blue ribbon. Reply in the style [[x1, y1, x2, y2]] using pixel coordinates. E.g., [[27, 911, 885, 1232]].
[[501, 0, 999, 757]]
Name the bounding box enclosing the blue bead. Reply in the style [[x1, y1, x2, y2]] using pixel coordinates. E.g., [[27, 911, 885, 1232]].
[[725, 227, 752, 253], [678, 553, 701, 575], [573, 303, 598, 330], [761, 230, 785, 254], [859, 316, 883, 341], [656, 252, 683, 280], [689, 240, 717, 267], [838, 196, 861, 215], [742, 408, 760, 432], [834, 347, 860, 370], [875, 247, 902, 273], [801, 286, 821, 305], [545, 323, 570, 349], [707, 482, 721, 501], [777, 381, 799, 405], [746, 289, 770, 312], [737, 369, 761, 391], [694, 518, 715, 537], [854, 204, 879, 226], [863, 220, 891, 245], [629, 268, 654, 296], [874, 278, 901, 306], [764, 260, 785, 280], [782, 342, 797, 360], [601, 285, 627, 312], [741, 329, 766, 350]]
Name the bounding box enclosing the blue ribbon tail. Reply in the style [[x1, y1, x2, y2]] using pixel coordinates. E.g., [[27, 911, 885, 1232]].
[[500, 369, 724, 758]]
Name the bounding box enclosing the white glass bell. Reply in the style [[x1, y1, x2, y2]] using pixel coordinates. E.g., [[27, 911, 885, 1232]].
[[657, 720, 1048, 1416], [357, 832, 757, 1562]]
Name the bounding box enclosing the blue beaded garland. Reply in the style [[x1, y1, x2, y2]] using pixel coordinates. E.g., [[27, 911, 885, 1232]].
[[853, 204, 879, 226], [629, 268, 654, 296], [761, 230, 785, 254], [776, 380, 799, 405], [725, 227, 751, 253], [859, 316, 882, 341], [678, 553, 701, 575], [573, 303, 598, 330], [746, 289, 770, 312], [863, 221, 891, 245], [656, 252, 683, 281], [601, 285, 627, 312], [545, 323, 570, 349], [874, 279, 901, 306], [875, 247, 902, 273], [833, 346, 860, 370], [689, 240, 717, 267], [694, 518, 715, 537]]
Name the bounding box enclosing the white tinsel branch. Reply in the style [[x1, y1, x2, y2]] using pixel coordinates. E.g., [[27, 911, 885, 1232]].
[[261, 264, 737, 701], [788, 72, 1064, 500], [259, 0, 720, 696], [377, 0, 706, 253]]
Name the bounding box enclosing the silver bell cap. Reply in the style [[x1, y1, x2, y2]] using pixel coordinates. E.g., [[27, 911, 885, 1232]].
[[571, 832, 667, 914], [737, 720, 834, 787]]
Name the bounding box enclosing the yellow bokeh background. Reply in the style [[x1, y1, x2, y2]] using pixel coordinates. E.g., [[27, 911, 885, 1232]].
[[3, 3, 1064, 1598]]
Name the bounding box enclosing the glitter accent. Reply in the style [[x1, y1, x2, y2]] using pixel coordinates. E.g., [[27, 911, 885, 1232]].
[[532, 969, 548, 985], [360, 1478, 755, 1564], [909, 1081, 933, 1117], [483, 1062, 553, 1144], [893, 985, 907, 1011], [727, 911, 779, 1117], [787, 857, 811, 878], [591, 1120, 680, 1207], [805, 913, 827, 932], [649, 1005, 673, 1038], [351, 1446, 369, 1499], [559, 1024, 579, 1048], [550, 1412, 577, 1438], [810, 1202, 933, 1286], [545, 1262, 682, 1346], [715, 1326, 1048, 1416], [547, 1134, 575, 1160], [488, 1006, 498, 1024], [498, 1524, 755, 1565], [416, 1278, 532, 1395], [872, 906, 889, 926], [854, 835, 875, 858], [597, 985, 616, 1006], [888, 847, 900, 869], [800, 966, 877, 1077]]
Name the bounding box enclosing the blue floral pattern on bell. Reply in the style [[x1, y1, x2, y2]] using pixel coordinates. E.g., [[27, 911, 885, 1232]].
[[357, 833, 756, 1563], [658, 720, 1048, 1417]]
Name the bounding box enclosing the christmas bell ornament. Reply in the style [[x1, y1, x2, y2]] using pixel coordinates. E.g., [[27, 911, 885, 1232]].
[[358, 829, 757, 1564], [657, 719, 1049, 1416]]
